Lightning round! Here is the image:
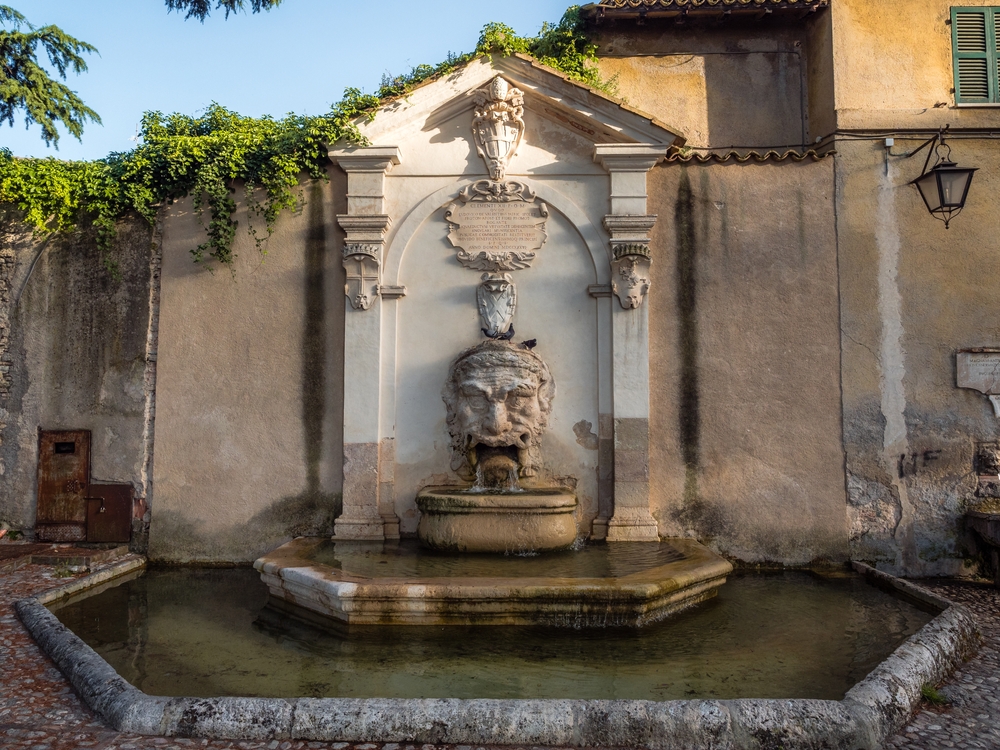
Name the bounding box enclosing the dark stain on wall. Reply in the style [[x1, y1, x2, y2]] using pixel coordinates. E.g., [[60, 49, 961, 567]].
[[302, 183, 327, 495], [149, 490, 342, 563], [675, 168, 700, 507]]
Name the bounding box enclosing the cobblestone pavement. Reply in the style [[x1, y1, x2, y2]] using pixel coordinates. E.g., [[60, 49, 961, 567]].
[[1, 556, 997, 749], [885, 579, 1000, 750]]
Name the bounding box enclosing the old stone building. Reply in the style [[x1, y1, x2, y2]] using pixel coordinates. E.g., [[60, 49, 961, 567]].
[[1, 0, 998, 578]]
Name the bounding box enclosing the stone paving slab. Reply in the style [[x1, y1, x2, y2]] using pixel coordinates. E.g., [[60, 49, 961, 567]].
[[0, 542, 127, 573], [1, 558, 996, 749]]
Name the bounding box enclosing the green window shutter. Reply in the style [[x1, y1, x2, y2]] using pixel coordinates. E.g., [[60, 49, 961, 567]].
[[953, 7, 999, 103]]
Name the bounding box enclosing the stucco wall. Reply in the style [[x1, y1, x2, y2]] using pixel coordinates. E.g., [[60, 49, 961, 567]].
[[831, 0, 1000, 129], [148, 179, 346, 563], [646, 158, 847, 564], [0, 215, 154, 541], [836, 138, 1000, 576], [594, 24, 811, 148]]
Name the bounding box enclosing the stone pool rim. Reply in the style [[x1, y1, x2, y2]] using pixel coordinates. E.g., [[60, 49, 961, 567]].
[[15, 555, 980, 750]]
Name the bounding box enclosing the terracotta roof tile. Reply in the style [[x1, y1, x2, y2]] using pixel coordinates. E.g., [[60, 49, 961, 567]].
[[593, 0, 826, 11]]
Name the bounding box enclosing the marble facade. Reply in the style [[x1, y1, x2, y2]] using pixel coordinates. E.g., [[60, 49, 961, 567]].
[[328, 58, 681, 543]]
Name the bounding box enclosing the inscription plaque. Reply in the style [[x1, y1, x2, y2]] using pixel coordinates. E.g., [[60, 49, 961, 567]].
[[446, 180, 548, 272], [957, 350, 1000, 416]]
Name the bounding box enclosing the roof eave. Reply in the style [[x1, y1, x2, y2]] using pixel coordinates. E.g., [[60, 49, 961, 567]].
[[581, 0, 829, 22]]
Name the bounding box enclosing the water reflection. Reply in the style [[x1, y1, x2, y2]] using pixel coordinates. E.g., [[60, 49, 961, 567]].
[[52, 567, 932, 701]]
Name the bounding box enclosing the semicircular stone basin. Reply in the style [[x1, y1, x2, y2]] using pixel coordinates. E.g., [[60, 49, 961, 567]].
[[416, 486, 577, 553]]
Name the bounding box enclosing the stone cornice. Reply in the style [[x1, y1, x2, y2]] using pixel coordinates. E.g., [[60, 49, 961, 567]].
[[594, 144, 667, 173], [329, 146, 402, 173]]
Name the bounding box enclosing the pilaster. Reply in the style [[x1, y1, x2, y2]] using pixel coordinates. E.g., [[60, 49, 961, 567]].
[[594, 143, 665, 542], [329, 146, 401, 541]]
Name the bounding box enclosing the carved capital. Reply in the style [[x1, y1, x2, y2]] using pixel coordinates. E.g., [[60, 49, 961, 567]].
[[603, 214, 657, 240], [611, 241, 651, 261], [337, 214, 392, 244], [328, 146, 401, 174], [343, 243, 380, 261], [587, 283, 613, 298], [379, 285, 407, 300]]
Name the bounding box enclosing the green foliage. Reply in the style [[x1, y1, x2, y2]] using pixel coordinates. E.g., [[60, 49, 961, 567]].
[[920, 683, 950, 706], [479, 8, 613, 94], [530, 8, 611, 92], [164, 0, 284, 22], [0, 6, 613, 269], [0, 5, 100, 147], [0, 92, 376, 265]]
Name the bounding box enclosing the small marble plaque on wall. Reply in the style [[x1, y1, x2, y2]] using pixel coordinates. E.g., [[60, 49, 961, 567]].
[[957, 349, 1000, 416]]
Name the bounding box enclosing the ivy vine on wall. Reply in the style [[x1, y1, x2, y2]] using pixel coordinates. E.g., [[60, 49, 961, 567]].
[[0, 8, 614, 269]]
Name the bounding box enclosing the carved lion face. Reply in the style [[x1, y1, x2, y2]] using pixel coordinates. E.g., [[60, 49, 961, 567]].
[[443, 341, 555, 478]]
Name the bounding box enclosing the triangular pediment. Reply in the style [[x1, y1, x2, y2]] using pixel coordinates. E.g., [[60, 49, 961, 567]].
[[356, 54, 685, 147]]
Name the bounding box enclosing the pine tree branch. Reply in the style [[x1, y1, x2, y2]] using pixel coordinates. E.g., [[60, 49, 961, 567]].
[[164, 0, 284, 22], [0, 7, 99, 146]]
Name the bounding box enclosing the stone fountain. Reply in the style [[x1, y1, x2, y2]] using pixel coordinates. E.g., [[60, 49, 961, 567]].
[[416, 340, 577, 553], [253, 71, 733, 627], [255, 336, 732, 627]]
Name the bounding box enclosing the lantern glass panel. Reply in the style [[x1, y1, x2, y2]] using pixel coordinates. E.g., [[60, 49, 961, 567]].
[[914, 171, 944, 212], [938, 168, 975, 208]]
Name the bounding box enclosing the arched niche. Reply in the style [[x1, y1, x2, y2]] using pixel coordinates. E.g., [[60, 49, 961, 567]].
[[386, 179, 608, 535]]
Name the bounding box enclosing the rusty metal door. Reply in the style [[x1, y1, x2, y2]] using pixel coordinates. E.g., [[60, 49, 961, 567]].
[[87, 484, 133, 543], [36, 430, 90, 542]]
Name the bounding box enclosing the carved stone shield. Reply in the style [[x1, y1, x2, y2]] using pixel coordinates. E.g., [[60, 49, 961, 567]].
[[477, 273, 516, 338], [343, 244, 380, 311], [611, 256, 651, 310], [472, 77, 525, 181]]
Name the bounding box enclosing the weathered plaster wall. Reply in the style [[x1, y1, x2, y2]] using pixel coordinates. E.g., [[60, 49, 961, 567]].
[[0, 216, 154, 538], [836, 139, 1000, 576], [824, 0, 1000, 575], [148, 178, 346, 563], [589, 0, 1000, 577], [804, 7, 836, 139], [594, 24, 810, 148], [830, 0, 1000, 131], [647, 159, 847, 564]]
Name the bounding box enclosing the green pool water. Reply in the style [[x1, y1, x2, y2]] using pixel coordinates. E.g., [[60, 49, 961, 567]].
[[51, 565, 933, 702]]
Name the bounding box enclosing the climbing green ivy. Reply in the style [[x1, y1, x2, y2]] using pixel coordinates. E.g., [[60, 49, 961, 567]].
[[0, 7, 613, 268]]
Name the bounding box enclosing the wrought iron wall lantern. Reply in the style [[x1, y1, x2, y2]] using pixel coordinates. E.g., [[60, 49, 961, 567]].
[[906, 128, 978, 229]]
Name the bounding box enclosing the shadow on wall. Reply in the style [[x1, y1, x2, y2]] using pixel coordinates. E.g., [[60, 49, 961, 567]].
[[149, 491, 342, 564], [703, 50, 805, 149]]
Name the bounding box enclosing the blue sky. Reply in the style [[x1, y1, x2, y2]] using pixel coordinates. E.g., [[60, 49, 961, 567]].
[[4, 0, 573, 160]]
